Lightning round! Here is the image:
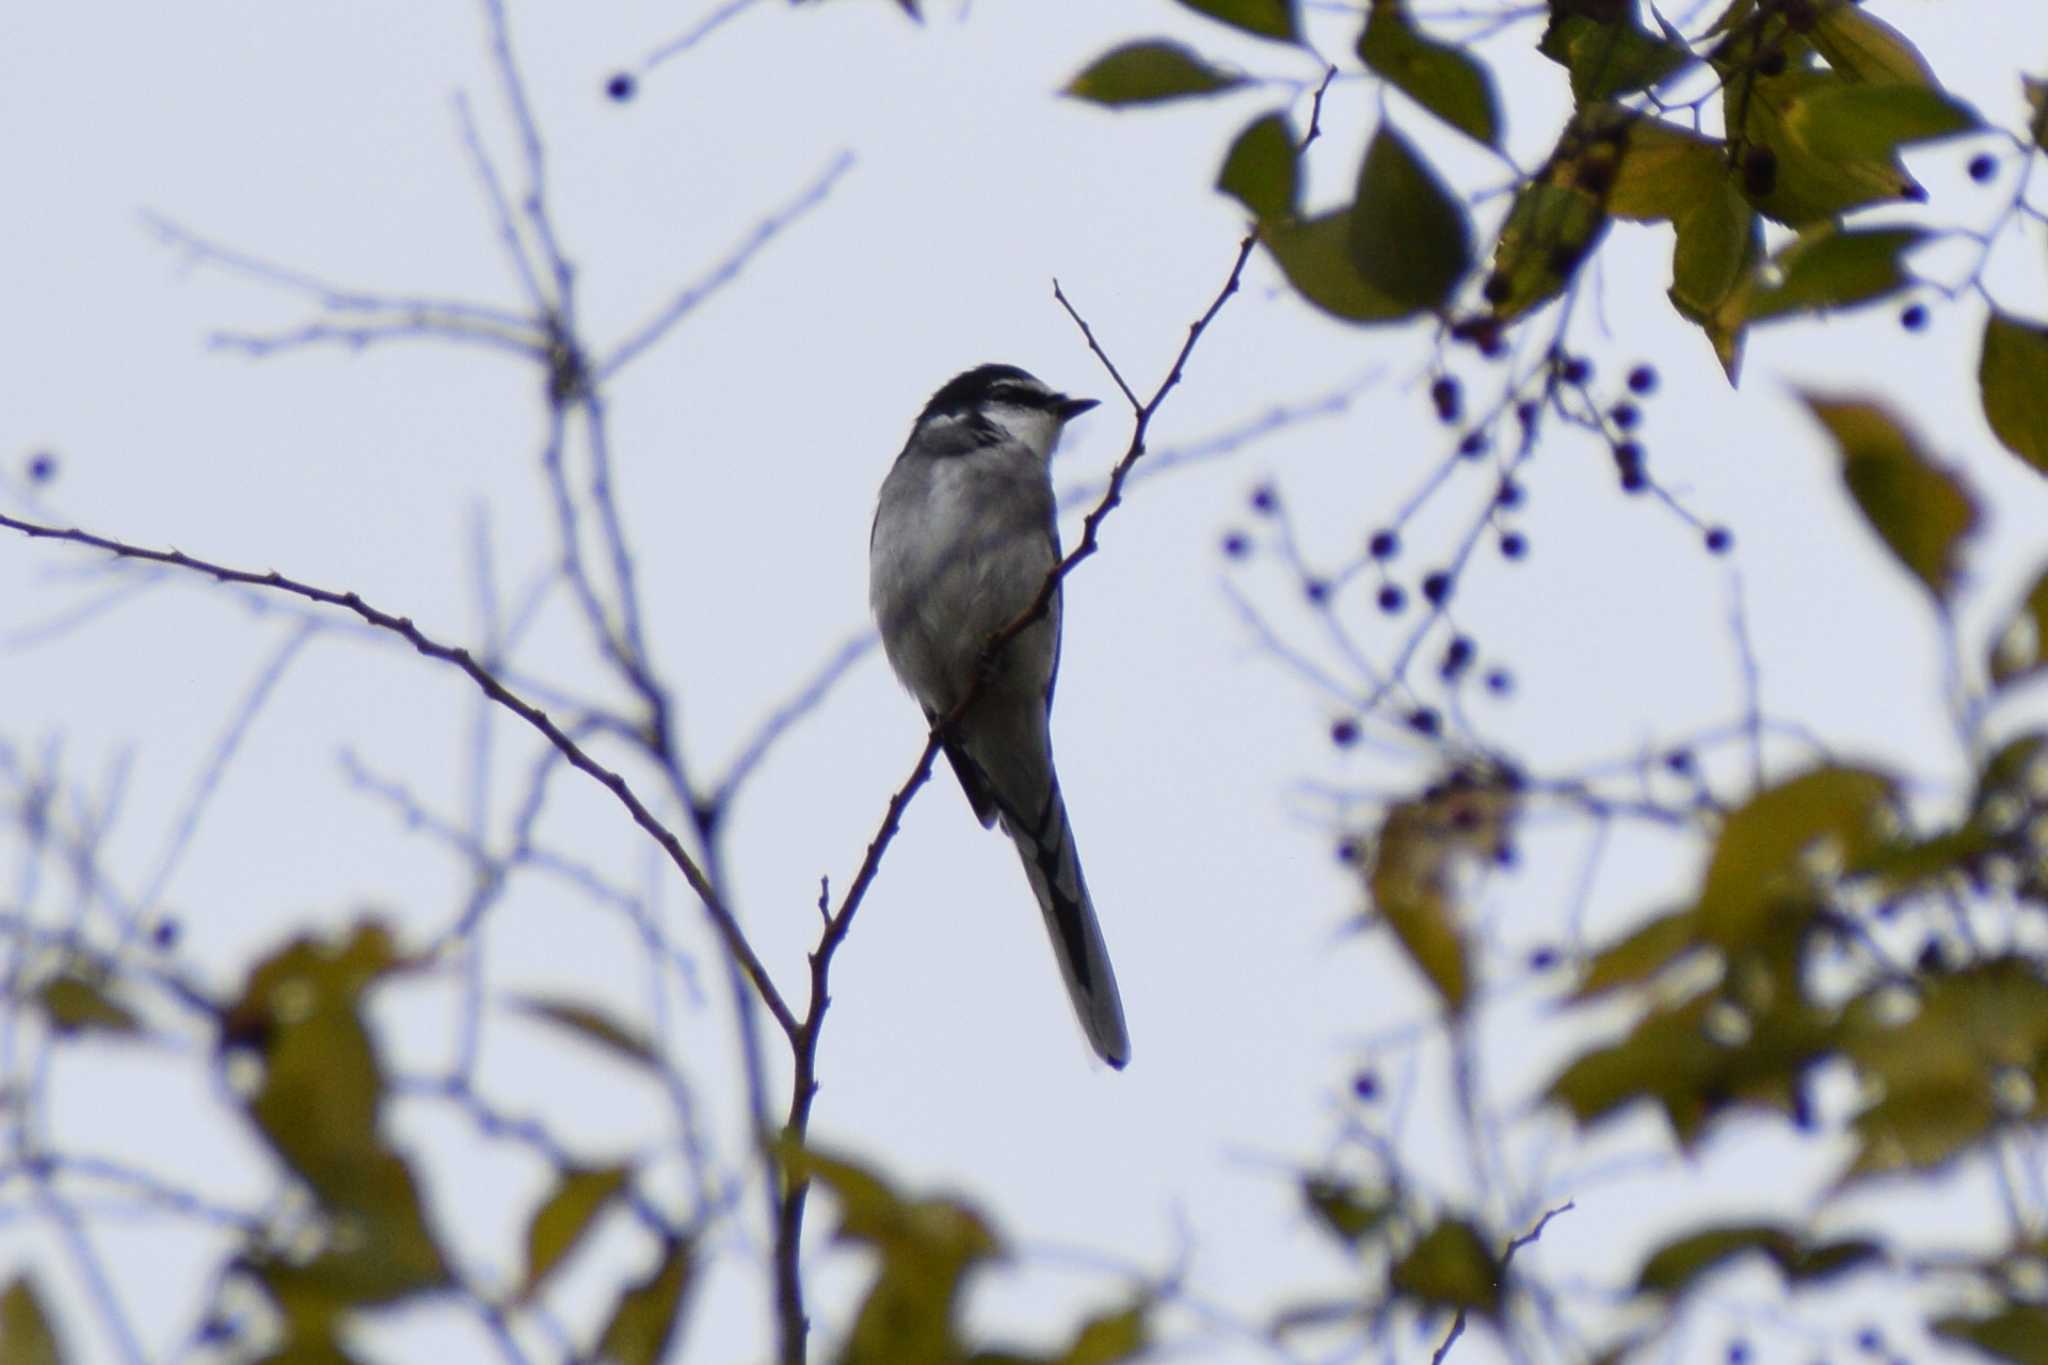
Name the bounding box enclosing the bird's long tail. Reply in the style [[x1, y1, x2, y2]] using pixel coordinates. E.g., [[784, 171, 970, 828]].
[[1002, 784, 1130, 1068]]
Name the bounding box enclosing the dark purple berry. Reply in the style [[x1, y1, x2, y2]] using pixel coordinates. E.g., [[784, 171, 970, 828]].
[[1421, 571, 1450, 606], [606, 72, 636, 102], [1627, 365, 1657, 394], [1368, 529, 1399, 560], [1611, 401, 1640, 431], [1560, 356, 1590, 385], [1900, 303, 1928, 331], [1330, 718, 1360, 748], [1377, 584, 1406, 614], [1407, 707, 1441, 736], [1500, 531, 1526, 560], [26, 452, 55, 483], [1222, 531, 1249, 559], [1250, 484, 1278, 514], [1705, 526, 1732, 554], [1968, 152, 1997, 183], [1430, 376, 1461, 424]]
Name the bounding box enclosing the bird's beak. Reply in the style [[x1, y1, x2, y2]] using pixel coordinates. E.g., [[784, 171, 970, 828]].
[[1056, 395, 1099, 422]]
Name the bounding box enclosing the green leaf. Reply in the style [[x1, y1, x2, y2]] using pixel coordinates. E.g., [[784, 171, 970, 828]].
[[1801, 394, 1980, 603], [1936, 1305, 2048, 1364], [1735, 72, 1975, 225], [1217, 112, 1297, 221], [507, 995, 660, 1068], [36, 971, 139, 1036], [1842, 958, 2048, 1179], [1980, 312, 2048, 476], [1743, 225, 1924, 322], [1357, 0, 1500, 146], [1389, 1219, 1501, 1320], [1989, 565, 2048, 690], [594, 1237, 695, 1365], [1347, 124, 1472, 314], [1174, 0, 1298, 44], [0, 1280, 62, 1365], [783, 1144, 1001, 1365], [523, 1165, 630, 1298], [1606, 118, 1726, 223], [1261, 211, 1412, 322], [226, 923, 449, 1317], [1539, 11, 1694, 103], [1485, 180, 1607, 320], [2026, 76, 2048, 154], [1046, 1302, 1149, 1364], [1669, 183, 1762, 383], [1065, 42, 1246, 106], [1303, 1175, 1394, 1246], [1810, 4, 1934, 85], [1574, 906, 1702, 998], [1365, 777, 1517, 1013], [1636, 1224, 1881, 1295]]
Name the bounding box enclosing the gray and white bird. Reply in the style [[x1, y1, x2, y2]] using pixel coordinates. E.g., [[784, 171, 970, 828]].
[[868, 363, 1131, 1068]]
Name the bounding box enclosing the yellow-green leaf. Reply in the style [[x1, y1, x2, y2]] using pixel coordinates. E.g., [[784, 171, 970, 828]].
[[1304, 1175, 1394, 1246], [1217, 112, 1297, 221], [1389, 1219, 1501, 1319], [1669, 183, 1761, 383], [1697, 766, 1895, 950], [594, 1237, 695, 1365], [1574, 906, 1702, 999], [1539, 11, 1693, 104], [1049, 1302, 1149, 1364], [524, 1165, 630, 1298], [2026, 76, 2048, 154], [1347, 124, 1472, 314], [1810, 4, 1933, 85], [36, 972, 139, 1036], [1636, 1224, 1880, 1295], [1735, 71, 1972, 225], [1801, 395, 1980, 603], [1358, 0, 1500, 147], [1175, 0, 1298, 44], [1980, 312, 2048, 476], [1743, 225, 1924, 322], [1936, 1305, 2048, 1365], [507, 995, 660, 1068], [0, 1279, 62, 1365], [1260, 211, 1411, 323], [1485, 180, 1608, 320], [1065, 42, 1245, 106], [1842, 958, 2048, 1179], [1990, 565, 2048, 689], [1606, 118, 1726, 223]]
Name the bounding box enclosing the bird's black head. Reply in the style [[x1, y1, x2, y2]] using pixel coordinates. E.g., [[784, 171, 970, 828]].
[[918, 364, 1097, 426]]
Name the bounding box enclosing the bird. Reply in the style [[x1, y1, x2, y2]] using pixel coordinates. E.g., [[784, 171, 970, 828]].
[[868, 363, 1131, 1068]]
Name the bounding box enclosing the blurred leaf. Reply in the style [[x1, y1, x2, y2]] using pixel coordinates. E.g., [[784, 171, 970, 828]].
[[1990, 566, 2048, 689], [523, 1165, 630, 1298], [784, 1144, 1001, 1365], [1842, 958, 2048, 1179], [1, 1279, 61, 1365], [226, 923, 448, 1322], [1304, 1176, 1394, 1246], [1606, 117, 1725, 223], [1697, 766, 1895, 951], [1261, 211, 1411, 322], [1389, 1219, 1501, 1320], [1936, 1305, 2048, 1364], [35, 971, 138, 1036], [1574, 906, 1702, 999], [1636, 1224, 1882, 1295], [507, 995, 660, 1068], [1540, 11, 1693, 103], [1747, 227, 1912, 324], [1347, 124, 1472, 314], [1810, 3, 1933, 85], [2027, 76, 2048, 153], [1801, 395, 1980, 603], [1551, 959, 1835, 1144], [1065, 42, 1245, 106], [1217, 112, 1297, 221], [1366, 772, 1519, 1013], [1669, 183, 1762, 383], [975, 1302, 1149, 1365], [1980, 312, 2048, 476], [1175, 0, 1298, 44], [1744, 226, 1924, 322], [1357, 0, 1500, 146], [1735, 71, 1974, 224], [1486, 180, 1607, 320], [594, 1236, 695, 1365]]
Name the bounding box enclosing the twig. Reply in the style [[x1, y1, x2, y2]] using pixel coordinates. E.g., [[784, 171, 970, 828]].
[[0, 510, 798, 1043]]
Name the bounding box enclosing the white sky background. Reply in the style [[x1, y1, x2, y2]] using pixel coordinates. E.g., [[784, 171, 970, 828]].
[[4, 1, 2048, 1363]]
